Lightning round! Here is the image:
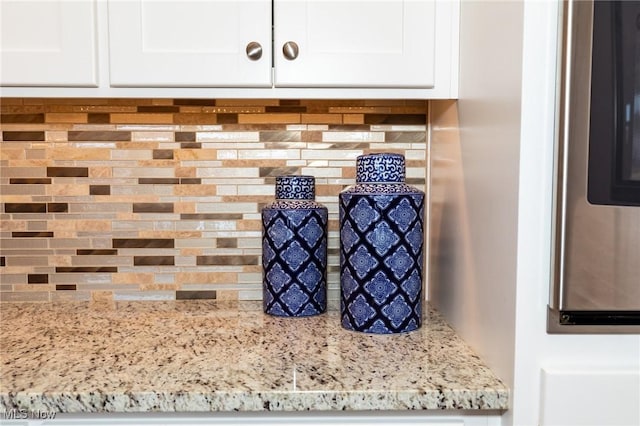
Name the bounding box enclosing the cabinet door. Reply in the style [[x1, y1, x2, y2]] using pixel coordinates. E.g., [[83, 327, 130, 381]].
[[0, 0, 97, 86], [108, 0, 272, 87], [273, 0, 436, 88]]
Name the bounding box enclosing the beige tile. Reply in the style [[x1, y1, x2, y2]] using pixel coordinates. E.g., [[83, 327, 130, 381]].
[[50, 255, 72, 266], [51, 231, 77, 238], [151, 99, 174, 106], [47, 221, 77, 231], [48, 148, 110, 160], [89, 167, 112, 178], [179, 248, 203, 256], [45, 113, 87, 123], [91, 291, 114, 303], [173, 202, 197, 213], [46, 131, 69, 142], [221, 159, 285, 167], [75, 220, 112, 232], [343, 114, 364, 125], [137, 160, 176, 168], [301, 114, 342, 124], [0, 291, 50, 302], [0, 149, 25, 160], [215, 290, 239, 300], [0, 220, 26, 231], [113, 167, 175, 178], [6, 159, 48, 168], [48, 184, 89, 196], [174, 185, 216, 196], [115, 142, 157, 150], [197, 167, 259, 178], [174, 149, 217, 160], [175, 271, 237, 284], [111, 113, 174, 124], [175, 167, 197, 178], [238, 114, 300, 124], [236, 220, 261, 231], [173, 113, 217, 125], [139, 283, 179, 291], [113, 273, 154, 284]]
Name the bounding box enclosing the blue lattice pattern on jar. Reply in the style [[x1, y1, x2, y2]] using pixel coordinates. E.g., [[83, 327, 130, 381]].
[[339, 191, 424, 333], [356, 153, 406, 183], [275, 175, 315, 200], [262, 202, 328, 317]]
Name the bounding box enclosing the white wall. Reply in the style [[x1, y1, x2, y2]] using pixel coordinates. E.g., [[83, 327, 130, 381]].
[[429, 0, 524, 393]]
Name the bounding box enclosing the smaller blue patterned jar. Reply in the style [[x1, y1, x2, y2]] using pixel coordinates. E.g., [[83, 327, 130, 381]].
[[262, 175, 328, 317], [340, 153, 424, 334]]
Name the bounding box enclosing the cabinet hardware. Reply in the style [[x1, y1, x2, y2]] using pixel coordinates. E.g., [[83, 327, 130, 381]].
[[282, 41, 299, 60], [246, 41, 263, 61]]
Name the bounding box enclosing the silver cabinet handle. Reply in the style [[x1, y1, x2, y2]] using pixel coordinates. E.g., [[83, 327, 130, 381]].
[[282, 41, 299, 60], [246, 41, 263, 61]]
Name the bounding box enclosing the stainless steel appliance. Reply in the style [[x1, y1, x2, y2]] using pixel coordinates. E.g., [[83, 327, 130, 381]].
[[549, 0, 640, 333]]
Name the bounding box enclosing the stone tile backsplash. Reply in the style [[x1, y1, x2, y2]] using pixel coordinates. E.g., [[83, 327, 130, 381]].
[[0, 98, 427, 303]]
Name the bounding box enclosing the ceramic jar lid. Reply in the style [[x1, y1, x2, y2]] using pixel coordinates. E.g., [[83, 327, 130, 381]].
[[275, 175, 315, 200], [356, 153, 406, 183]]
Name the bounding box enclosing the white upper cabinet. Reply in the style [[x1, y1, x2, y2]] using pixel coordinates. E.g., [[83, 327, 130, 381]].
[[0, 0, 98, 86], [107, 0, 272, 87], [0, 0, 459, 98], [274, 1, 436, 88]]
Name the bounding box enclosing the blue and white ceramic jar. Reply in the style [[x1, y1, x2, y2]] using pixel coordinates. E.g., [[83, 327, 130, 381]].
[[262, 175, 328, 317], [339, 153, 424, 333]]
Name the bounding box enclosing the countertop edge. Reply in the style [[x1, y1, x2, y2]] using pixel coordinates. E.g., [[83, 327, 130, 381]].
[[0, 388, 509, 412]]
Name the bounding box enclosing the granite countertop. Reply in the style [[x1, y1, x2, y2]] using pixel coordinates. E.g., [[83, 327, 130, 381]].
[[0, 300, 508, 413]]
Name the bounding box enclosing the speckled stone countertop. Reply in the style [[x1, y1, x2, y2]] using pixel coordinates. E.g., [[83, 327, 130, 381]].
[[0, 301, 508, 413]]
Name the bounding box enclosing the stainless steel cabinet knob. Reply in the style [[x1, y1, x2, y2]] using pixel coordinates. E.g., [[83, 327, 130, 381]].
[[246, 41, 263, 61], [282, 41, 299, 60]]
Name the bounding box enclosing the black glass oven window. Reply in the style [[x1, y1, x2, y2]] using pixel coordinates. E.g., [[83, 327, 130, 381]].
[[588, 1, 640, 206], [619, 2, 640, 183]]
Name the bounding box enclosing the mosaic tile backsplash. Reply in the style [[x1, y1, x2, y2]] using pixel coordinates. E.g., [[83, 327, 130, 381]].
[[0, 98, 427, 303]]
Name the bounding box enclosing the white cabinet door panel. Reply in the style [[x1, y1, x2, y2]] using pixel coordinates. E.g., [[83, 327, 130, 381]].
[[107, 0, 272, 87], [0, 0, 98, 86], [274, 0, 436, 88], [540, 368, 640, 426]]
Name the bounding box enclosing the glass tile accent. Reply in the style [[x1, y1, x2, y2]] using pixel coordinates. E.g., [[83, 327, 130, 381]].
[[0, 98, 428, 303]]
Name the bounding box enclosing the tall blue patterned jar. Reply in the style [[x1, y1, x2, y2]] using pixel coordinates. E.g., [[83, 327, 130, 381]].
[[339, 153, 424, 333], [262, 175, 328, 317]]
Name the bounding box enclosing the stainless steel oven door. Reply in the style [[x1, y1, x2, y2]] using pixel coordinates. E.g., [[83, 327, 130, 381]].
[[549, 0, 640, 333]]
